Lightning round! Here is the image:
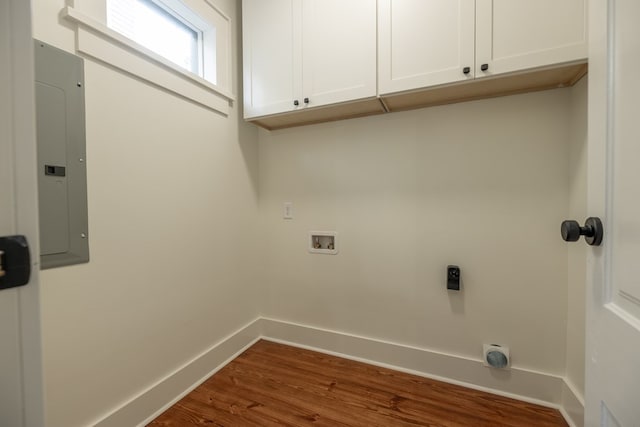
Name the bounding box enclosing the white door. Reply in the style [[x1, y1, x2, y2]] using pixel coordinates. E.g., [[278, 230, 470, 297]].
[[585, 0, 640, 425], [0, 0, 45, 426], [301, 0, 377, 108], [475, 0, 587, 78], [377, 0, 475, 95], [242, 0, 302, 118]]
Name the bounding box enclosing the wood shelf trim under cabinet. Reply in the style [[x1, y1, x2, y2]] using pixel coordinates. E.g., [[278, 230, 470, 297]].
[[248, 97, 385, 130], [382, 61, 587, 113], [247, 62, 587, 131]]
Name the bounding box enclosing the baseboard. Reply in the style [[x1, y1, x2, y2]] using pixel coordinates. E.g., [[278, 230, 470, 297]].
[[560, 379, 585, 427], [92, 318, 262, 427], [91, 316, 583, 426], [259, 317, 565, 408]]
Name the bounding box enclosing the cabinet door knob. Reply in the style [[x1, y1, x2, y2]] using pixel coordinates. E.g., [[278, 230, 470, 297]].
[[293, 100, 299, 106], [481, 63, 489, 72], [304, 98, 310, 104], [463, 67, 471, 74]]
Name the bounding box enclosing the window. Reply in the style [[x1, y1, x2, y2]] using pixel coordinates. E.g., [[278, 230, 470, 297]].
[[107, 0, 218, 83], [63, 0, 232, 113], [107, 0, 201, 75]]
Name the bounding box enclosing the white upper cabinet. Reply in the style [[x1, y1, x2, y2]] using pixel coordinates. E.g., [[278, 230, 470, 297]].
[[475, 0, 587, 78], [242, 0, 301, 118], [378, 0, 587, 95], [378, 0, 475, 95], [243, 0, 587, 128], [242, 0, 377, 119], [302, 0, 377, 109]]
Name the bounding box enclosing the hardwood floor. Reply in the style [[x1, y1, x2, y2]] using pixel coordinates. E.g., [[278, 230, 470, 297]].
[[149, 340, 568, 427]]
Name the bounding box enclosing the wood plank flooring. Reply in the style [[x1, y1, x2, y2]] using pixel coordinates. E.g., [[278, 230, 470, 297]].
[[149, 340, 568, 427]]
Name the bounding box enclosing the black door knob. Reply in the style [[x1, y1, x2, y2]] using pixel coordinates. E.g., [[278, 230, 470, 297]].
[[481, 63, 489, 71], [304, 97, 310, 104], [293, 100, 299, 106], [463, 67, 471, 74], [561, 217, 603, 246], [0, 235, 31, 290]]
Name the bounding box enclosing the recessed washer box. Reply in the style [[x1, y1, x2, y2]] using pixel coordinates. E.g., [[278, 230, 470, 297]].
[[309, 231, 338, 255], [35, 40, 89, 269]]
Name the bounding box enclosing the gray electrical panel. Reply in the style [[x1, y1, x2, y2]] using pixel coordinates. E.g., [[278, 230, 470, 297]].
[[34, 40, 89, 269]]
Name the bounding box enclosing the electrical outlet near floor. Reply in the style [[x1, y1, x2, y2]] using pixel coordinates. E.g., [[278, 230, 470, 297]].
[[483, 344, 510, 369]]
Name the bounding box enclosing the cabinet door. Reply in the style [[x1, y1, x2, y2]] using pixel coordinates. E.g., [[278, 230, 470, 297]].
[[378, 0, 475, 95], [301, 0, 377, 108], [242, 0, 303, 118], [475, 0, 587, 78]]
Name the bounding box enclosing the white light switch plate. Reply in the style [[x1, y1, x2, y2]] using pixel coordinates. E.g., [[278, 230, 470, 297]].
[[283, 202, 293, 219]]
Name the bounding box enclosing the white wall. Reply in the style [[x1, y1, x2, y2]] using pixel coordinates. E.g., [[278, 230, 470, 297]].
[[566, 77, 588, 397], [258, 89, 575, 376], [32, 1, 261, 426]]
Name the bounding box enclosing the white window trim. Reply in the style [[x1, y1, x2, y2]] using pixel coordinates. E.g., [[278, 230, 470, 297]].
[[62, 3, 233, 115]]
